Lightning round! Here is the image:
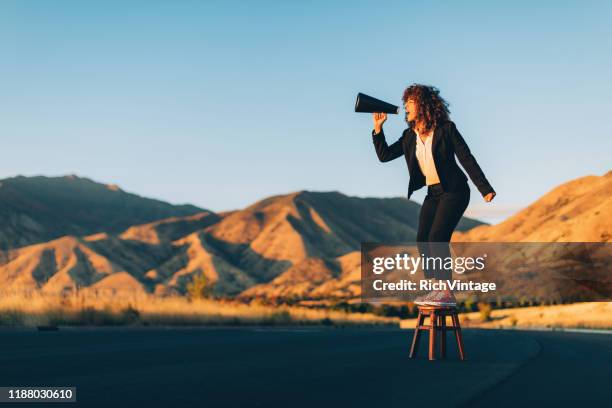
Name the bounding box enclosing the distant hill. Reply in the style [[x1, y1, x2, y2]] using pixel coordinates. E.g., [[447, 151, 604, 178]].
[[453, 171, 612, 242], [0, 175, 205, 249], [0, 211, 220, 294], [0, 188, 483, 296], [192, 190, 480, 297], [242, 172, 612, 300], [2, 171, 608, 300]]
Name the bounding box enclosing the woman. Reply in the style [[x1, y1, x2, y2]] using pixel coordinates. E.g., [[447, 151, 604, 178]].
[[371, 84, 495, 306]]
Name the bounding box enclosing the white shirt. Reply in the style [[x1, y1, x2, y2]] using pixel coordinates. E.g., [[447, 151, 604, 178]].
[[414, 128, 441, 185]]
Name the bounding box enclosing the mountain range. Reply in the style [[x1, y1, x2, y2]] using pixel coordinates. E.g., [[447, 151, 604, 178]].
[[0, 175, 203, 250], [0, 172, 609, 299], [0, 176, 482, 296], [453, 171, 612, 242]]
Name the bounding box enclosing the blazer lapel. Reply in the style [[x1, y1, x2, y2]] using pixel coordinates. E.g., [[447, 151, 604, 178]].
[[431, 126, 442, 155], [405, 129, 422, 176]]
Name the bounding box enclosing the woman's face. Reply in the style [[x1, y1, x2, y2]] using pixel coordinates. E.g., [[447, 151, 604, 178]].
[[404, 98, 418, 122]]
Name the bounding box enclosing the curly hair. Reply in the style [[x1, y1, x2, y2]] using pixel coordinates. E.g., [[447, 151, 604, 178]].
[[402, 84, 450, 133]]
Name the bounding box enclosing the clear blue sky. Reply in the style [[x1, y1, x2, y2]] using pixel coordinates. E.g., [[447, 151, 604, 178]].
[[1, 0, 610, 222]]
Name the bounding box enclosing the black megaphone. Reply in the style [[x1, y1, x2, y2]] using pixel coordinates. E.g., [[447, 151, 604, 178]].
[[354, 93, 399, 114]]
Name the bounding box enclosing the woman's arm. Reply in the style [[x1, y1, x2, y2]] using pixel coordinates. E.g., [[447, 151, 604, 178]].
[[372, 128, 405, 162], [448, 121, 495, 197]]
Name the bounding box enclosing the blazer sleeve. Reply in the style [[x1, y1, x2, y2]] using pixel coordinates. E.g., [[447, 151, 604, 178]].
[[448, 122, 495, 196], [372, 128, 405, 162]]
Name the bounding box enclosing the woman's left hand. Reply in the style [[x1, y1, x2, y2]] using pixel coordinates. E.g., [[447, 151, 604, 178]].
[[484, 192, 496, 202]]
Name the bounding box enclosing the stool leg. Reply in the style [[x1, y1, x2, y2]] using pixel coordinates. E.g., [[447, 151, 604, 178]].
[[451, 313, 466, 361], [409, 311, 425, 359], [429, 310, 437, 360], [439, 314, 446, 359]]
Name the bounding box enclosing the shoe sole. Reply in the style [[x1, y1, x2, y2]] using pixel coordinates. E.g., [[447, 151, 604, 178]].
[[420, 300, 457, 306]]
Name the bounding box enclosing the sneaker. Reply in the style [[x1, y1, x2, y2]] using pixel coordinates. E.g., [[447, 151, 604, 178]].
[[414, 290, 436, 305], [425, 290, 457, 307]]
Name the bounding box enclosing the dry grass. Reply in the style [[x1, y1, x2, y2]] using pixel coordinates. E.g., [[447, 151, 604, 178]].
[[0, 290, 397, 327], [400, 302, 612, 330]]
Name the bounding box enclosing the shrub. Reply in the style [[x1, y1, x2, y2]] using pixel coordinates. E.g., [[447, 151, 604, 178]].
[[478, 302, 492, 322], [121, 304, 140, 324], [187, 271, 212, 299], [0, 310, 24, 326], [79, 306, 117, 325], [268, 310, 292, 325]]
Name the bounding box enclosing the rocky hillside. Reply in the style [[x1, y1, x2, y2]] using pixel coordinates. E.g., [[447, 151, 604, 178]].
[[453, 171, 612, 242], [0, 184, 483, 297], [0, 175, 204, 249], [244, 172, 611, 300], [4, 172, 608, 300]]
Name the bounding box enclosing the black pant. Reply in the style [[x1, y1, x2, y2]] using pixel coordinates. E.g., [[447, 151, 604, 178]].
[[417, 183, 470, 280]]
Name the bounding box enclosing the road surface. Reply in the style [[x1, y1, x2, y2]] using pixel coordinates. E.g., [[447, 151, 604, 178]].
[[0, 326, 610, 407]]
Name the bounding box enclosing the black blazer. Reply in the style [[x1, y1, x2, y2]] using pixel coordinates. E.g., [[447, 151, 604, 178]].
[[372, 120, 495, 199]]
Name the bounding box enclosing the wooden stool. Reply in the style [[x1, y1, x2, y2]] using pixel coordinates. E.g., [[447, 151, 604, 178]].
[[409, 305, 466, 360]]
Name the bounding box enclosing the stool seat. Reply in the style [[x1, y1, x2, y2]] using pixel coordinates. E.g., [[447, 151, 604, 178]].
[[409, 305, 466, 361]]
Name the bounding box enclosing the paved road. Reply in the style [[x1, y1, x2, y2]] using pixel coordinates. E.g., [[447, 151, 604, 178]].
[[0, 326, 610, 407]]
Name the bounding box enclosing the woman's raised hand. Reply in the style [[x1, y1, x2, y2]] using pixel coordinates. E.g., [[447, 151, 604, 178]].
[[373, 112, 387, 134]]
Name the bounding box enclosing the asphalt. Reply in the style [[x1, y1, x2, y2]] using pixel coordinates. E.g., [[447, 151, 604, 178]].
[[0, 326, 610, 407]]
